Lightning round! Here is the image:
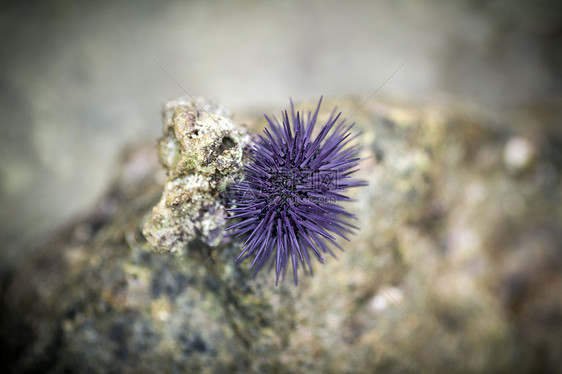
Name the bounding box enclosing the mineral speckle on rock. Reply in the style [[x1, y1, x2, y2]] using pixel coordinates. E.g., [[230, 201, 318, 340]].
[[142, 97, 250, 255]]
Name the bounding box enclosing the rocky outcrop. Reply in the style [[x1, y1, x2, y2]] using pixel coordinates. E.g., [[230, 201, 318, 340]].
[[1, 96, 560, 373]]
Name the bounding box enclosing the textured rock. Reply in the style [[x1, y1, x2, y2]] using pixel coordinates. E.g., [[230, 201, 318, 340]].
[[1, 97, 561, 373], [143, 97, 251, 255]]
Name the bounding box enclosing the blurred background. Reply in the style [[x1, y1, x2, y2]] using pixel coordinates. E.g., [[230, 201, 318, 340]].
[[1, 0, 561, 264]]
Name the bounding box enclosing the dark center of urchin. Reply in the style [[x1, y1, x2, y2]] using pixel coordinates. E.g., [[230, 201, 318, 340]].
[[268, 167, 310, 207], [227, 97, 366, 286]]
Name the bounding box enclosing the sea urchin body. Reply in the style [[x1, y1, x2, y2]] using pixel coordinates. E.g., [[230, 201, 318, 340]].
[[227, 98, 366, 285]]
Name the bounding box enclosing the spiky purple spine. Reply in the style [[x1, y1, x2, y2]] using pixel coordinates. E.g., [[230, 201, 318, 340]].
[[227, 98, 366, 285]]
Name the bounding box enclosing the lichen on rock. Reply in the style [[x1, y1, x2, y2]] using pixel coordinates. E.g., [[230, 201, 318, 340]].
[[142, 97, 250, 255]]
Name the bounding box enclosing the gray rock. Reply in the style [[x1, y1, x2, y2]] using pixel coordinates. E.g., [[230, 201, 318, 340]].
[[1, 97, 561, 373]]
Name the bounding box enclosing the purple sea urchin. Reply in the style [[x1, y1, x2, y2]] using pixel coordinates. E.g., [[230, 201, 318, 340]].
[[227, 98, 366, 285]]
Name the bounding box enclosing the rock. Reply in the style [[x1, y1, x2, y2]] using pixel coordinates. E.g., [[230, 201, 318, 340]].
[[1, 96, 561, 373], [143, 97, 251, 255]]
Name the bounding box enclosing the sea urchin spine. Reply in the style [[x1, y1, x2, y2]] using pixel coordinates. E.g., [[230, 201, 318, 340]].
[[227, 98, 366, 285]]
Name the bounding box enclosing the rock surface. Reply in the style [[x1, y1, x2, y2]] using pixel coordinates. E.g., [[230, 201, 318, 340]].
[[143, 97, 250, 255], [1, 96, 561, 373]]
